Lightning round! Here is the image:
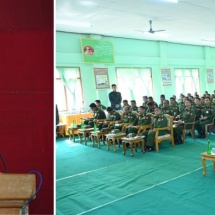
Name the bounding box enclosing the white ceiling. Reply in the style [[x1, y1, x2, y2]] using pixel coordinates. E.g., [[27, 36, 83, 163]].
[[56, 0, 215, 47]]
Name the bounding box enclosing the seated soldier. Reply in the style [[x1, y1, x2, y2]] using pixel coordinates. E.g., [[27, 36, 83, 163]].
[[130, 100, 138, 112], [122, 100, 130, 109], [173, 99, 195, 144], [195, 97, 215, 138], [95, 100, 106, 110], [111, 106, 136, 131], [193, 97, 203, 121], [142, 96, 148, 108], [170, 97, 179, 118], [159, 94, 165, 108], [140, 107, 168, 152], [126, 106, 151, 135], [98, 107, 121, 130], [84, 103, 106, 128], [161, 100, 174, 116], [146, 101, 155, 114]]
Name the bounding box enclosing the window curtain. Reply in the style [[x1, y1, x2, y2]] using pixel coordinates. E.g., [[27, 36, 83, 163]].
[[117, 69, 137, 100], [188, 69, 199, 94], [57, 68, 78, 110], [136, 68, 152, 96], [175, 69, 185, 95]]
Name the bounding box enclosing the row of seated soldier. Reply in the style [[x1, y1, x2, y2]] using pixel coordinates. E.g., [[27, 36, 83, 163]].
[[82, 91, 215, 152]]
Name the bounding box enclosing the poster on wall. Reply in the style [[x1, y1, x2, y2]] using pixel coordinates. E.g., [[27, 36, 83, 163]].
[[81, 38, 114, 63], [161, 68, 171, 86], [94, 68, 110, 89], [206, 68, 214, 83]]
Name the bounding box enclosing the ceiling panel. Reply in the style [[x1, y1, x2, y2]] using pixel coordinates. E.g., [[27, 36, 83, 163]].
[[56, 0, 215, 47]]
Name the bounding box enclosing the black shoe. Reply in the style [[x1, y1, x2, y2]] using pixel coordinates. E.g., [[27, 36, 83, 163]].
[[146, 146, 154, 152]]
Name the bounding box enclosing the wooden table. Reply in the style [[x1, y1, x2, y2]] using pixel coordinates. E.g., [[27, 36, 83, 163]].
[[59, 112, 93, 135], [121, 136, 145, 156], [90, 131, 109, 149], [105, 133, 126, 152], [56, 122, 66, 137], [201, 152, 215, 176], [77, 128, 94, 144], [68, 127, 78, 141]]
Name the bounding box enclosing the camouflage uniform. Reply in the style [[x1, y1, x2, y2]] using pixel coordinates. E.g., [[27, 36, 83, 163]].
[[141, 114, 168, 147]]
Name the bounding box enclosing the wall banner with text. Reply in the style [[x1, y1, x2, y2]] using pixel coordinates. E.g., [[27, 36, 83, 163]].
[[81, 38, 114, 63]]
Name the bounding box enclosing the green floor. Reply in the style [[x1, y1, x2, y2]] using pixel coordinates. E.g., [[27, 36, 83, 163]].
[[56, 134, 215, 215]]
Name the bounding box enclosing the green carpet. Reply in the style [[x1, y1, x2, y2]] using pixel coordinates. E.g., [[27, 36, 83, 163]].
[[56, 134, 215, 215]]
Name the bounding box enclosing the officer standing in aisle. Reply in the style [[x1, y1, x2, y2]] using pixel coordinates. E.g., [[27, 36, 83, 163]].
[[109, 84, 122, 110]]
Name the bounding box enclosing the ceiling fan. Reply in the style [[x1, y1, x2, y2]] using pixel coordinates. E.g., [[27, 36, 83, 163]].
[[136, 20, 166, 34]]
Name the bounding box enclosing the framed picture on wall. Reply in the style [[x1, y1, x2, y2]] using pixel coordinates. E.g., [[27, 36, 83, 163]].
[[161, 68, 171, 86], [206, 68, 214, 83], [94, 68, 110, 89]]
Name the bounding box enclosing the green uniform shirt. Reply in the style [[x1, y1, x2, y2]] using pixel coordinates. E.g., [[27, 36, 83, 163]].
[[108, 111, 121, 121], [181, 107, 195, 123], [202, 105, 215, 120], [94, 108, 106, 119], [161, 106, 174, 116], [146, 108, 155, 114], [99, 104, 106, 110], [130, 106, 138, 112], [151, 114, 168, 130], [193, 105, 203, 120], [170, 104, 179, 116], [132, 113, 151, 126], [178, 102, 185, 113], [123, 111, 137, 123]]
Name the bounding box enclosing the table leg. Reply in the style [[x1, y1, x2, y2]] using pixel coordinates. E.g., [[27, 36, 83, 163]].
[[130, 142, 134, 156], [141, 140, 145, 153], [122, 142, 126, 155], [91, 135, 95, 147], [84, 133, 87, 145], [113, 139, 116, 152], [72, 129, 75, 142], [68, 129, 71, 140], [78, 133, 82, 143], [97, 135, 101, 149], [107, 138, 110, 151], [201, 157, 206, 176]]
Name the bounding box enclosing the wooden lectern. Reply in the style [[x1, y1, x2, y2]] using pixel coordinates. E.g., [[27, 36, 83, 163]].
[[0, 173, 36, 215]]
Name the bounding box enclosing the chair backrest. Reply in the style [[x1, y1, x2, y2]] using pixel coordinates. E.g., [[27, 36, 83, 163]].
[[164, 114, 174, 133]]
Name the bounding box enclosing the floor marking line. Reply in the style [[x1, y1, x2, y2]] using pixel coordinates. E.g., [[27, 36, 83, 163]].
[[76, 165, 211, 215], [56, 160, 129, 182]]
